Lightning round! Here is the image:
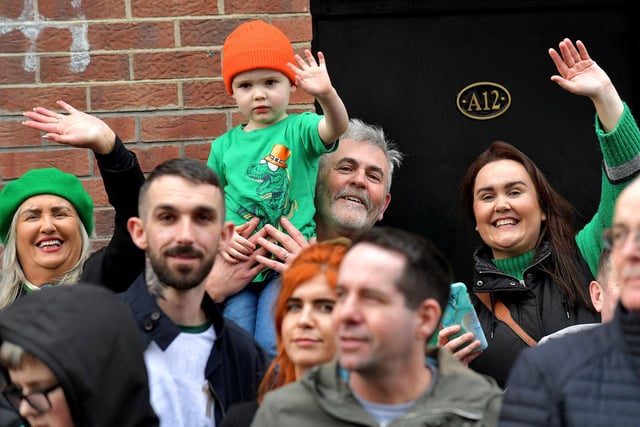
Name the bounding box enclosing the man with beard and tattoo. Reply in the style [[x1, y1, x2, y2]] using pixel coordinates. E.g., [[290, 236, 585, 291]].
[[118, 158, 267, 427]]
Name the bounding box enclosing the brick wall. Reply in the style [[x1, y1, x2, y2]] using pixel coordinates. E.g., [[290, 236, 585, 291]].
[[0, 0, 314, 249]]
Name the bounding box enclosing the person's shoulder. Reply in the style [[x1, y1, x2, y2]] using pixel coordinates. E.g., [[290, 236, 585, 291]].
[[503, 321, 622, 421], [220, 400, 259, 427], [81, 246, 106, 283], [516, 322, 611, 374], [219, 317, 267, 360], [116, 274, 147, 303], [264, 378, 309, 400], [258, 377, 318, 418], [538, 323, 599, 345], [0, 404, 22, 427], [282, 112, 322, 129], [537, 322, 607, 352], [211, 125, 244, 145], [115, 276, 162, 334], [223, 316, 257, 343], [437, 348, 502, 394], [253, 382, 313, 427], [265, 361, 339, 403]]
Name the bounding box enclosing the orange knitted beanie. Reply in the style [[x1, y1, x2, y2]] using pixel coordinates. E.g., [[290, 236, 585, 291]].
[[222, 20, 296, 94]]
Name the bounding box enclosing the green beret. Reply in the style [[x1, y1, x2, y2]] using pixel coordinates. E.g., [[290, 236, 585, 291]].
[[0, 168, 94, 244]]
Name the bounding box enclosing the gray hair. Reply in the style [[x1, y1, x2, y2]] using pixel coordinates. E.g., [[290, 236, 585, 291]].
[[0, 210, 91, 310], [320, 118, 404, 192], [0, 340, 28, 369]]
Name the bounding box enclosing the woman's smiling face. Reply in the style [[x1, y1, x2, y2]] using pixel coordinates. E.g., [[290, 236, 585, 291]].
[[16, 194, 84, 285], [472, 159, 546, 259]]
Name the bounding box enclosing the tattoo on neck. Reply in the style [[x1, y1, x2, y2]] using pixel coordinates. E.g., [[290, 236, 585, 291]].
[[145, 260, 166, 300]]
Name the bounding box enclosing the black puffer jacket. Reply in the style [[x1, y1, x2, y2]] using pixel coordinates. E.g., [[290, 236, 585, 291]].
[[0, 285, 158, 426], [469, 242, 599, 388], [500, 303, 640, 426]]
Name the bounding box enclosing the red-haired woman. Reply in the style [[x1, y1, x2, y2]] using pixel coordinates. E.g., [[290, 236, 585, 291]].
[[220, 238, 350, 427]]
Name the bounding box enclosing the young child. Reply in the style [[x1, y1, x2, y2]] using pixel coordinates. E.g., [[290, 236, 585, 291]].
[[207, 20, 348, 358]]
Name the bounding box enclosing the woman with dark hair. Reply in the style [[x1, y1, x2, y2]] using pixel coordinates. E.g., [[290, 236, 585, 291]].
[[220, 238, 349, 427], [439, 38, 640, 388]]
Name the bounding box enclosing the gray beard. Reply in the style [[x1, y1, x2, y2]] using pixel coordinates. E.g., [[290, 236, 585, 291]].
[[329, 206, 374, 237]]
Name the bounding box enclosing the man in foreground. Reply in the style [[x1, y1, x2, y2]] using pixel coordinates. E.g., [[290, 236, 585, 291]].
[[252, 227, 502, 426]]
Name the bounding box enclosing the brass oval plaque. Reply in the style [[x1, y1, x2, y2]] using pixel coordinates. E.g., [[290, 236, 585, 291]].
[[456, 82, 511, 120]]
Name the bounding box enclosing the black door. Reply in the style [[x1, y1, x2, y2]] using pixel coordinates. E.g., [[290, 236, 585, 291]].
[[312, 0, 638, 284]]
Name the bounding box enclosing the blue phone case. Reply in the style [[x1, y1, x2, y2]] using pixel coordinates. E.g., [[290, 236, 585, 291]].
[[441, 282, 488, 352]]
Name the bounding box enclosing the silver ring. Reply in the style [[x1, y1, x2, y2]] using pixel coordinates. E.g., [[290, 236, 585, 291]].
[[55, 118, 59, 124], [284, 252, 289, 261]]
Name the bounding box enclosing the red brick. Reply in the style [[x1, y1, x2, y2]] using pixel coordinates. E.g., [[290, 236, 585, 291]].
[[183, 81, 235, 108], [185, 142, 212, 163], [94, 208, 115, 238], [89, 22, 176, 50], [289, 106, 316, 116], [0, 88, 86, 115], [0, 149, 91, 179], [41, 54, 130, 83], [0, 56, 35, 84], [290, 88, 315, 105], [180, 19, 241, 47], [133, 50, 218, 80], [91, 238, 110, 252], [140, 113, 227, 142], [132, 0, 218, 18], [91, 84, 179, 111], [39, 0, 126, 19], [101, 117, 137, 142], [0, 2, 26, 18], [0, 28, 32, 54], [35, 27, 74, 52], [130, 145, 182, 173], [272, 16, 313, 42], [226, 0, 309, 14], [83, 177, 109, 207], [231, 111, 246, 128], [0, 120, 45, 148]]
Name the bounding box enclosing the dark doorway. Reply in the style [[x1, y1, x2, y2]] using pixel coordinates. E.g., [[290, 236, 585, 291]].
[[312, 0, 638, 285]]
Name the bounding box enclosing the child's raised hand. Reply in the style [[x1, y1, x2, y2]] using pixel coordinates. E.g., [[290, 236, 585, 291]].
[[218, 218, 258, 264], [288, 49, 334, 99]]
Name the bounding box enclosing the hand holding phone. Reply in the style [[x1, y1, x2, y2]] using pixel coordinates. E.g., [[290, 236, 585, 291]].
[[440, 282, 488, 353]]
